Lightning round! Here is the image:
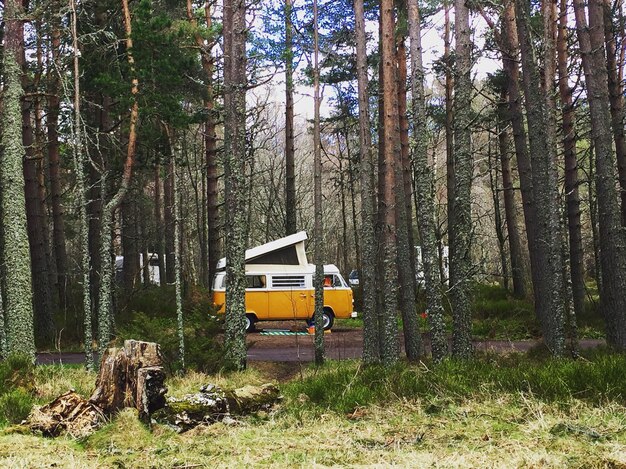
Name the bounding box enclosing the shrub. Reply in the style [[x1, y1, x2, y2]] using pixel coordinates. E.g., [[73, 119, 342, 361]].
[[117, 305, 224, 375]]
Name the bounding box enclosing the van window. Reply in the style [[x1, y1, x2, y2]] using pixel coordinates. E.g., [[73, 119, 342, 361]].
[[247, 275, 266, 288], [271, 276, 306, 288]]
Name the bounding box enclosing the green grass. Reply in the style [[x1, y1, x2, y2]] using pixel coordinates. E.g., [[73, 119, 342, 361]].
[[2, 351, 626, 467]]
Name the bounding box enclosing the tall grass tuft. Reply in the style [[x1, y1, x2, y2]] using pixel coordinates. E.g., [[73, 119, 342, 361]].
[[284, 352, 626, 414], [0, 355, 36, 425]]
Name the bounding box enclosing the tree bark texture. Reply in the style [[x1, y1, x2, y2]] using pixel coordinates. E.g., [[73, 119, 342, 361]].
[[97, 0, 140, 360], [378, 0, 401, 365], [603, 0, 626, 225], [557, 0, 586, 319], [394, 12, 421, 361], [1, 0, 36, 360], [500, 0, 539, 305], [408, 0, 448, 361], [285, 0, 297, 236], [573, 0, 626, 349], [313, 0, 325, 365], [496, 94, 530, 299], [223, 0, 248, 370], [515, 0, 566, 355], [450, 0, 474, 358], [47, 2, 69, 308], [354, 0, 381, 363]]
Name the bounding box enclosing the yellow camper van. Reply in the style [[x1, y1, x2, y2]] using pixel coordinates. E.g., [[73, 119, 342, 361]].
[[211, 232, 355, 332]]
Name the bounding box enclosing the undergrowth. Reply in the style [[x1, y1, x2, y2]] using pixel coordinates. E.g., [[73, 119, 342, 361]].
[[0, 355, 36, 425]]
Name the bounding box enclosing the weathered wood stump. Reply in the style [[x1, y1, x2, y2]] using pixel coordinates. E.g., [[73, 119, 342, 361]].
[[90, 340, 167, 421], [26, 340, 167, 436], [27, 390, 104, 438]]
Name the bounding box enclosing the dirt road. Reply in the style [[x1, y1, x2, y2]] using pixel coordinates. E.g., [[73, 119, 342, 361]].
[[36, 323, 605, 365]]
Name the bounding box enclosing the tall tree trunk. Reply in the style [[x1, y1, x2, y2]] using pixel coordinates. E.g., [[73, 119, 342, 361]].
[[164, 159, 176, 285], [354, 0, 380, 363], [154, 165, 166, 285], [312, 0, 325, 365], [378, 0, 401, 365], [408, 0, 447, 361], [573, 0, 626, 349], [1, 0, 36, 360], [488, 139, 509, 290], [558, 0, 586, 319], [500, 0, 538, 304], [70, 0, 95, 371], [97, 0, 140, 360], [394, 8, 421, 361], [285, 0, 297, 235], [186, 0, 219, 286], [444, 0, 455, 255], [515, 0, 566, 355], [47, 0, 68, 309], [122, 192, 140, 292], [223, 0, 248, 371], [450, 0, 474, 358], [496, 92, 530, 298], [603, 0, 626, 224]]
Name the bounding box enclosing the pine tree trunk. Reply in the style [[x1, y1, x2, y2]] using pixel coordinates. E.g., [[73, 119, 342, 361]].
[[496, 93, 530, 299], [154, 165, 166, 285], [353, 0, 380, 363], [394, 22, 421, 361], [223, 0, 248, 371], [285, 0, 297, 235], [500, 0, 539, 304], [408, 0, 448, 361], [378, 0, 401, 365], [70, 0, 94, 370], [312, 0, 325, 365], [164, 159, 176, 285], [603, 0, 626, 225], [450, 0, 474, 358], [444, 1, 455, 257], [515, 0, 566, 355], [488, 141, 509, 289], [573, 0, 626, 349], [1, 0, 36, 360], [47, 4, 68, 308], [557, 0, 586, 319], [97, 0, 140, 361]]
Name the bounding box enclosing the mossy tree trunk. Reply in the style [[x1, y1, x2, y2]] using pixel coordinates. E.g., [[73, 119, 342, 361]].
[[97, 0, 140, 362], [408, 0, 448, 362], [354, 0, 380, 364], [394, 3, 421, 361], [1, 0, 36, 361], [69, 0, 94, 370], [450, 0, 474, 358], [378, 0, 401, 365], [313, 0, 325, 366], [223, 0, 248, 371], [515, 0, 567, 355], [573, 0, 626, 350]]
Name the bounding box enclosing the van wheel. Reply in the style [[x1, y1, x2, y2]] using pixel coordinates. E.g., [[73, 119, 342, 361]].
[[308, 309, 335, 330], [245, 314, 257, 333], [322, 308, 334, 330]]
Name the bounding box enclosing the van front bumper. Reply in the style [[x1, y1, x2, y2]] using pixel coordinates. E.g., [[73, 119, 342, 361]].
[[351, 311, 358, 318]]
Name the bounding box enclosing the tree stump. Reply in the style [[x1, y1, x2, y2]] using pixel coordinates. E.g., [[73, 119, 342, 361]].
[[89, 340, 167, 421]]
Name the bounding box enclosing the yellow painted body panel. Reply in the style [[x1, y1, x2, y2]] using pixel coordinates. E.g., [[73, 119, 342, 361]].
[[213, 288, 352, 321]]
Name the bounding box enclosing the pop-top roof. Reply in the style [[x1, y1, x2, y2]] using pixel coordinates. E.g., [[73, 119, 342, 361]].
[[216, 231, 309, 270]]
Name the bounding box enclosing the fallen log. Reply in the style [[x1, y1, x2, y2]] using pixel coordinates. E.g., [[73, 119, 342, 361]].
[[153, 383, 281, 432]]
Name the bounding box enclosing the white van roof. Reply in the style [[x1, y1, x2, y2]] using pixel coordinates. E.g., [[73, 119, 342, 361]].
[[216, 231, 309, 269]]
